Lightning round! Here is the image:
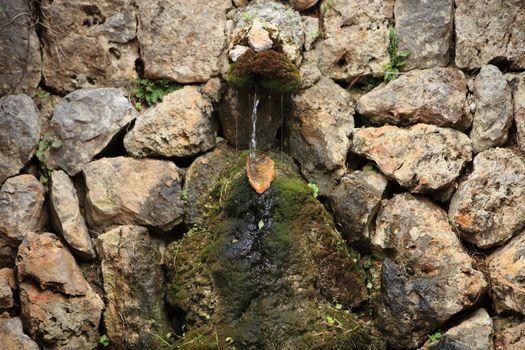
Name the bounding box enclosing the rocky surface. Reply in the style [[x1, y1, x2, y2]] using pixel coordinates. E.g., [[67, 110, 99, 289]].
[[455, 0, 525, 69], [470, 65, 513, 153], [329, 166, 388, 247], [228, 1, 304, 65], [449, 148, 525, 248], [84, 157, 184, 231], [306, 0, 392, 80], [166, 154, 380, 349], [17, 232, 104, 349], [394, 0, 453, 70], [488, 230, 525, 315], [137, 0, 230, 83], [508, 72, 525, 152], [0, 0, 41, 96], [290, 77, 354, 195], [0, 267, 16, 309], [41, 0, 139, 93], [124, 86, 217, 157], [494, 316, 525, 350], [0, 94, 41, 184], [50, 170, 95, 260], [0, 175, 45, 267], [46, 88, 137, 176], [357, 68, 470, 129], [372, 193, 488, 349], [96, 225, 171, 349], [421, 309, 495, 350], [291, 0, 318, 11], [0, 317, 39, 350], [352, 124, 472, 193]]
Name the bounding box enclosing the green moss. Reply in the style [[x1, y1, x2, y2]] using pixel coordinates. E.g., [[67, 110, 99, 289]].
[[226, 49, 301, 94]]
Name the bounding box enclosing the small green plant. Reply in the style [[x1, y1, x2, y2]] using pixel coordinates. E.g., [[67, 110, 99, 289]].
[[241, 12, 253, 21], [308, 183, 319, 199], [325, 316, 343, 328], [258, 219, 265, 230], [132, 78, 182, 107], [35, 88, 50, 99], [356, 76, 382, 92], [99, 334, 110, 347], [383, 27, 410, 82], [36, 136, 62, 185], [321, 0, 334, 14], [428, 331, 442, 343], [310, 30, 321, 40]]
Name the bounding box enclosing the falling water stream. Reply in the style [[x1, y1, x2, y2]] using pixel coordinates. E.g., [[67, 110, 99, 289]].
[[250, 91, 260, 158]]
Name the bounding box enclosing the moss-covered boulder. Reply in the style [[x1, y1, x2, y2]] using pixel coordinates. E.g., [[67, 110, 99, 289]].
[[226, 49, 301, 94], [165, 149, 384, 349]]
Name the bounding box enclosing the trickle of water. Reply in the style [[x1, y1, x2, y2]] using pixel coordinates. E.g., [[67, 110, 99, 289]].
[[280, 94, 284, 158], [250, 92, 260, 158]]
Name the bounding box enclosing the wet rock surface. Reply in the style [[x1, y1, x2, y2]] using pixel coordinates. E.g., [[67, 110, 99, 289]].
[[96, 225, 171, 349], [470, 65, 513, 153], [352, 124, 472, 193], [307, 0, 392, 80], [17, 232, 104, 349], [46, 88, 137, 176], [449, 148, 525, 248], [329, 166, 388, 247], [357, 68, 470, 129], [84, 157, 184, 231], [41, 0, 139, 93], [394, 0, 453, 70], [137, 0, 231, 83], [165, 153, 380, 349], [488, 230, 525, 315], [50, 170, 95, 260], [124, 86, 217, 158], [372, 193, 488, 349], [290, 77, 355, 195], [455, 0, 525, 69], [0, 0, 41, 96], [0, 94, 41, 185], [0, 317, 39, 350], [0, 175, 45, 267]]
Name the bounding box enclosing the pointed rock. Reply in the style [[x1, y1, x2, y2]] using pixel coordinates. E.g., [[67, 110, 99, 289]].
[[247, 154, 276, 194]]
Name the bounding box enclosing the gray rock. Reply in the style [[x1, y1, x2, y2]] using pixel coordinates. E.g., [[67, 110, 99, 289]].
[[329, 166, 388, 246], [0, 267, 16, 309], [0, 175, 45, 267], [84, 157, 184, 232], [0, 317, 39, 350], [50, 170, 95, 260], [17, 232, 104, 349], [302, 15, 320, 51], [0, 0, 41, 96], [357, 68, 471, 130], [352, 124, 472, 193], [373, 193, 488, 349], [493, 316, 525, 350], [304, 0, 393, 80], [507, 72, 525, 152], [455, 0, 525, 70], [0, 94, 41, 184], [421, 309, 495, 350], [124, 86, 217, 158], [290, 77, 355, 195], [470, 65, 513, 153], [394, 0, 453, 70], [41, 0, 139, 93], [449, 148, 525, 248], [488, 230, 525, 315], [228, 1, 304, 65], [46, 88, 137, 176], [290, 0, 319, 11], [96, 225, 171, 349], [137, 0, 231, 83]]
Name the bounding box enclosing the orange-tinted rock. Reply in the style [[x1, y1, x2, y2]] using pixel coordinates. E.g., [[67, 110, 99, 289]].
[[246, 154, 276, 194]]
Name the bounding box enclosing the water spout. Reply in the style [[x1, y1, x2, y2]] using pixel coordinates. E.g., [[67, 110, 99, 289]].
[[250, 92, 260, 158]]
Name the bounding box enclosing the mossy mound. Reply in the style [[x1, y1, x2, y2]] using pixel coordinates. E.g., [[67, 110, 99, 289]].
[[165, 150, 383, 350], [226, 49, 301, 94]]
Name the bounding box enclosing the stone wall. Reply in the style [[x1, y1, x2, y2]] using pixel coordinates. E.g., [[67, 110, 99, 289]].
[[1, 0, 525, 349]]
